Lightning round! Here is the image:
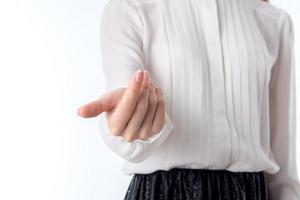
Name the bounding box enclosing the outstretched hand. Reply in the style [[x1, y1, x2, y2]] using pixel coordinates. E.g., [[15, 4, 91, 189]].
[[77, 70, 167, 142]]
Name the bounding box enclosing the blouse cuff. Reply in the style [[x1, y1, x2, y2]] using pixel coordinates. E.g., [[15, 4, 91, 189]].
[[99, 111, 174, 163]]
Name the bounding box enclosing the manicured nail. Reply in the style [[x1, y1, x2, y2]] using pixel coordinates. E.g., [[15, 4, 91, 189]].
[[135, 69, 144, 82]]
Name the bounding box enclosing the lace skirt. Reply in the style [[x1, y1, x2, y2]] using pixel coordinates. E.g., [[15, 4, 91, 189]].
[[123, 167, 269, 200]]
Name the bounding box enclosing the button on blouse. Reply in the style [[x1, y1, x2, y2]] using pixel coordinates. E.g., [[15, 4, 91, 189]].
[[98, 0, 300, 199]]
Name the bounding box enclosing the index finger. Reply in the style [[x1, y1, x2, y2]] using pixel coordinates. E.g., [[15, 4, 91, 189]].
[[109, 69, 145, 132]]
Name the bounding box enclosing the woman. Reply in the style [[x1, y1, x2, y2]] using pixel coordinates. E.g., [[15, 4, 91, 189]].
[[77, 0, 300, 199]]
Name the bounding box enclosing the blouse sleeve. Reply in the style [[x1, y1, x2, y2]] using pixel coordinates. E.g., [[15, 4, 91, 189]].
[[98, 0, 174, 164], [265, 9, 300, 200]]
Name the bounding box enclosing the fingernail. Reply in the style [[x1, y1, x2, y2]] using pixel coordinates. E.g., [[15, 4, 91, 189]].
[[143, 70, 148, 79], [135, 69, 144, 82]]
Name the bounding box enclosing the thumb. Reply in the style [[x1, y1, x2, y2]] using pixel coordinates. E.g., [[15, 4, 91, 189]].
[[77, 91, 116, 118]]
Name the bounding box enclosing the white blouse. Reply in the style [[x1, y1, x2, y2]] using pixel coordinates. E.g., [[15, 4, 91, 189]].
[[98, 0, 300, 199]]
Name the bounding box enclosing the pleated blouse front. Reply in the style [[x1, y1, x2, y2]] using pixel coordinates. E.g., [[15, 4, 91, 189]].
[[98, 0, 300, 199]]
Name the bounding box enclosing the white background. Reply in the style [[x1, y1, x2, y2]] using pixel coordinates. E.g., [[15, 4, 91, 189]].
[[0, 0, 299, 200]]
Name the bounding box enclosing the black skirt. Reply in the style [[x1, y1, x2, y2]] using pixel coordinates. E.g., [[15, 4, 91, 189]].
[[124, 167, 269, 200]]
